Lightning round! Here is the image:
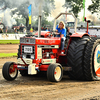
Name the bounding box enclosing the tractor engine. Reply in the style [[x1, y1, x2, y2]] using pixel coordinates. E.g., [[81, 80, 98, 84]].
[[17, 36, 61, 75]]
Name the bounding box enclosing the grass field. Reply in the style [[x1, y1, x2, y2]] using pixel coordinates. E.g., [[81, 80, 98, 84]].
[[0, 40, 19, 44], [0, 53, 17, 58]]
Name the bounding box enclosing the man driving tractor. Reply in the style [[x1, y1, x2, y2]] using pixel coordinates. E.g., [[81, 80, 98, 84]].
[[56, 21, 67, 54]]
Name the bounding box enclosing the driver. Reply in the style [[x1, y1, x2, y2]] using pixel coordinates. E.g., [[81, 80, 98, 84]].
[[56, 21, 67, 54]]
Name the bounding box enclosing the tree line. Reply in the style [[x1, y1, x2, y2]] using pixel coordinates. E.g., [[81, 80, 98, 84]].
[[3, 0, 100, 27]]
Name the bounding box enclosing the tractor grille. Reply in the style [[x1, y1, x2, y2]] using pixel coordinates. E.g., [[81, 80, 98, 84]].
[[21, 45, 35, 59], [20, 38, 35, 44]]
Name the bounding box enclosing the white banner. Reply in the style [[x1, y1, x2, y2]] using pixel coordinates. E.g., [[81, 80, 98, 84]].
[[0, 34, 26, 40]]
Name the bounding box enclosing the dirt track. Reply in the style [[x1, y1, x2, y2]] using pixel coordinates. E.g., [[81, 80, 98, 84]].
[[1, 45, 100, 100], [0, 44, 18, 53], [1, 68, 100, 100]]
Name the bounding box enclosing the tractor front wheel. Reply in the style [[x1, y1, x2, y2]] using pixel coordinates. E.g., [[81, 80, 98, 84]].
[[2, 62, 18, 81], [47, 63, 63, 82]]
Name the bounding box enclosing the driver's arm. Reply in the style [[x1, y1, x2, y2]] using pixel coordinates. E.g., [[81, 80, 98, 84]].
[[55, 30, 57, 34]]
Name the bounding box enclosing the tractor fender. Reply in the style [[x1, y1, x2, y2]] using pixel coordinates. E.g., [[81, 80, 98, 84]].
[[70, 32, 89, 38], [35, 31, 50, 37]]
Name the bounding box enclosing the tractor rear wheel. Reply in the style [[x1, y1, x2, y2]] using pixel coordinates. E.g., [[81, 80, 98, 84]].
[[2, 62, 18, 81], [84, 37, 100, 80], [67, 36, 100, 80], [67, 36, 89, 80], [47, 63, 63, 82]]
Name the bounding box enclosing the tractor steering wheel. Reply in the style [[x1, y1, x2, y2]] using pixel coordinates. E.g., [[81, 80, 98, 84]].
[[49, 31, 59, 37]]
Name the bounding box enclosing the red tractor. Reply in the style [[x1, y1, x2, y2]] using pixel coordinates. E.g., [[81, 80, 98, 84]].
[[2, 13, 100, 82]]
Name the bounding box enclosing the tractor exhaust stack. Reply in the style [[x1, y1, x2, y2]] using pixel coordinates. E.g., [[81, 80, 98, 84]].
[[38, 15, 41, 38], [38, 0, 44, 38]]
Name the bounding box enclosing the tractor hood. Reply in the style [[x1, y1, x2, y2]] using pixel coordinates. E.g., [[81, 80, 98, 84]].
[[20, 37, 61, 45], [35, 37, 61, 45], [35, 31, 50, 37]]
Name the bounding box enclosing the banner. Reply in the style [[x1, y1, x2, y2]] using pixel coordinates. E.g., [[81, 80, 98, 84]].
[[0, 34, 26, 40], [28, 4, 32, 24], [29, 16, 31, 25], [83, 0, 85, 21]]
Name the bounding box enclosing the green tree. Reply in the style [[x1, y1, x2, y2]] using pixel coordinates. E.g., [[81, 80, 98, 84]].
[[3, 0, 55, 27], [65, 0, 84, 17], [88, 0, 100, 14], [33, 14, 53, 28], [15, 18, 26, 26], [43, 0, 55, 17]]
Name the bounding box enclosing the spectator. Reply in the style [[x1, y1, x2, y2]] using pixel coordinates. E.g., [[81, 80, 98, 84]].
[[6, 27, 8, 33], [46, 27, 49, 31], [0, 28, 3, 33], [30, 27, 34, 33]]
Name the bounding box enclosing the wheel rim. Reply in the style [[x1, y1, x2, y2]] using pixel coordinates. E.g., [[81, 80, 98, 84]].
[[54, 66, 61, 81], [9, 65, 17, 78], [94, 44, 100, 77]]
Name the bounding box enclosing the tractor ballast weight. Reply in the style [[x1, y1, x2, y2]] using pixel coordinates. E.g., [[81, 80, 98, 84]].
[[2, 13, 100, 82]]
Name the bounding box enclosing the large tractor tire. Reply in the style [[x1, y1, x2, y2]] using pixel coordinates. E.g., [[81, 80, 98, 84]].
[[47, 63, 63, 82], [2, 62, 18, 81], [67, 36, 89, 80], [67, 36, 100, 80], [83, 37, 100, 80]]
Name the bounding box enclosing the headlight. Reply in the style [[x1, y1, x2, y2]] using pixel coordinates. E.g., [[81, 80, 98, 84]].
[[20, 38, 35, 44], [22, 54, 26, 58], [31, 54, 35, 59], [20, 38, 25, 43], [30, 38, 35, 44]]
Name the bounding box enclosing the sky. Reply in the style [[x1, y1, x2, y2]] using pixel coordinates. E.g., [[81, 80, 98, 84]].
[[47, 0, 65, 21], [51, 0, 65, 19], [47, 0, 97, 22]]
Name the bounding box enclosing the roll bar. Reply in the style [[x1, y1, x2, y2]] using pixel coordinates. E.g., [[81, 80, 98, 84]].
[[53, 13, 77, 33]]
